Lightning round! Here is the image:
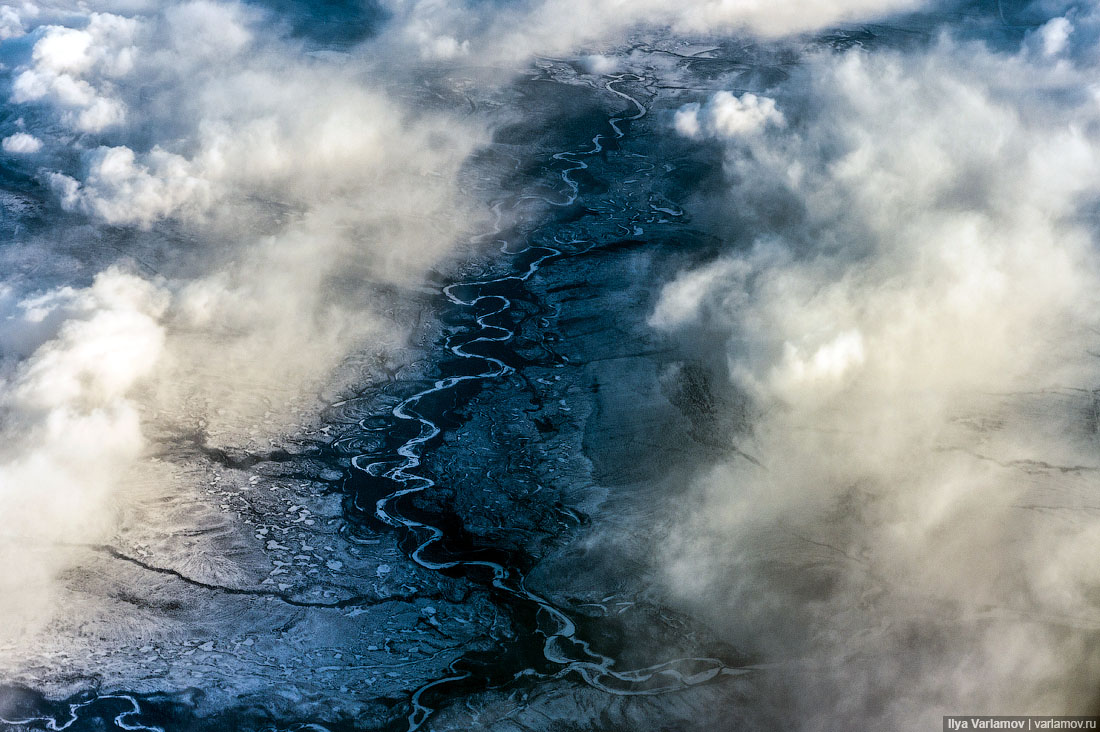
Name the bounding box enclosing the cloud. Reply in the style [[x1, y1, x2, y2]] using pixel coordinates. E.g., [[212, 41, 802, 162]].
[[674, 91, 784, 139], [49, 146, 209, 226], [0, 269, 166, 637], [2, 0, 486, 427], [582, 54, 621, 74], [1, 132, 42, 153], [379, 0, 932, 62], [9, 12, 136, 132], [1036, 15, 1073, 56], [0, 5, 26, 41], [653, 18, 1100, 728], [0, 0, 487, 648]]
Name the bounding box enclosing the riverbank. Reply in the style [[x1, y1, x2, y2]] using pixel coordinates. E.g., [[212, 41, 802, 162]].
[[410, 63, 761, 730]]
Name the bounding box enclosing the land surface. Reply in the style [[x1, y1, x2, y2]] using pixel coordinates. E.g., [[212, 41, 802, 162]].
[[0, 23, 973, 731]]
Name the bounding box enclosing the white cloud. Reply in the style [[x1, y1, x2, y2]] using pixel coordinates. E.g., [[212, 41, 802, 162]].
[[654, 25, 1100, 727], [1, 132, 42, 153], [8, 13, 136, 132], [1035, 16, 1073, 57], [769, 328, 865, 401], [708, 91, 784, 136], [0, 0, 488, 652], [11, 271, 167, 410], [2, 0, 486, 440], [161, 1, 251, 57], [673, 103, 703, 138], [674, 91, 784, 139], [381, 0, 930, 62], [50, 145, 209, 227], [0, 5, 26, 41], [32, 25, 95, 73], [649, 257, 748, 329], [0, 269, 166, 633], [582, 54, 621, 74]]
